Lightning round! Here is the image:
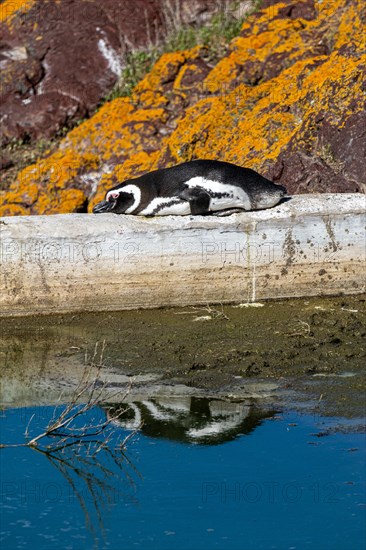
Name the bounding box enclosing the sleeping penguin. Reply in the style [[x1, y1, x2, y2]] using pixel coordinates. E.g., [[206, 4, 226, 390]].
[[92, 159, 287, 216]]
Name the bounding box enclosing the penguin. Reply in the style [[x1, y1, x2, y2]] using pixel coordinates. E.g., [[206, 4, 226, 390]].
[[92, 159, 287, 216]]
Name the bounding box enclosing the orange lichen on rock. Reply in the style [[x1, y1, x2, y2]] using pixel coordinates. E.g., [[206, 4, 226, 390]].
[[37, 189, 88, 215], [135, 48, 202, 96], [0, 92, 166, 214], [334, 0, 366, 50], [1, 0, 364, 216], [0, 150, 99, 215], [159, 0, 365, 190], [0, 0, 35, 24], [0, 45, 206, 215], [163, 44, 365, 169], [206, 0, 346, 92]]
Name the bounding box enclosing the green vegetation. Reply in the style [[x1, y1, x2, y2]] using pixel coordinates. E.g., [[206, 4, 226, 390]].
[[106, 50, 156, 101], [107, 3, 260, 99], [165, 10, 244, 57]]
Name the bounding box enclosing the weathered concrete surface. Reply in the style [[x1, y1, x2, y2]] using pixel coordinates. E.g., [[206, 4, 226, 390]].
[[0, 194, 365, 316]]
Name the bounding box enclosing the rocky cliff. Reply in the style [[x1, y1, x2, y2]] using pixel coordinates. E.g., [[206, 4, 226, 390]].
[[0, 0, 225, 145], [0, 0, 365, 216]]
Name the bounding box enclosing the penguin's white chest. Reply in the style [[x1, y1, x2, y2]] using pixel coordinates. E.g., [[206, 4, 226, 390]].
[[138, 197, 191, 216], [120, 184, 191, 215]]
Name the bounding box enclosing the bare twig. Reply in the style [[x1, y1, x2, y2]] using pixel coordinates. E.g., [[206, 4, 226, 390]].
[[194, 303, 229, 320], [1, 341, 133, 452], [287, 320, 312, 338]]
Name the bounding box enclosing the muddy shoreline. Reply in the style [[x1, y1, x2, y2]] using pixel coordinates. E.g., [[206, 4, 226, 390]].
[[1, 295, 365, 430]]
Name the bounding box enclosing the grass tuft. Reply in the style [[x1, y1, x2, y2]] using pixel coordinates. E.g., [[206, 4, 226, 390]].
[[107, 1, 261, 99]]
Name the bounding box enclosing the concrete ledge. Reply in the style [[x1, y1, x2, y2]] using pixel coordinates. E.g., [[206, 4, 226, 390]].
[[0, 194, 365, 316]]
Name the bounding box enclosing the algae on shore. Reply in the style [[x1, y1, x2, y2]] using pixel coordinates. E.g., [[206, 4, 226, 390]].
[[1, 294, 365, 424]]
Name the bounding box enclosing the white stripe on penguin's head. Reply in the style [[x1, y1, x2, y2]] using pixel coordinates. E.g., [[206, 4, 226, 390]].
[[107, 184, 141, 213]]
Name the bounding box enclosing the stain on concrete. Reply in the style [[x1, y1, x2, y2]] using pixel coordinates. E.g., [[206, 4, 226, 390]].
[[283, 229, 297, 266], [324, 215, 340, 252]]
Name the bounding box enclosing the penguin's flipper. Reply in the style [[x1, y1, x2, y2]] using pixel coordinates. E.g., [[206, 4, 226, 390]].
[[178, 187, 211, 215]]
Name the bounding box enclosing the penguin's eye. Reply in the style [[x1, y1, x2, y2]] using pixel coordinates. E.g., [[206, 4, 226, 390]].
[[108, 192, 120, 202]]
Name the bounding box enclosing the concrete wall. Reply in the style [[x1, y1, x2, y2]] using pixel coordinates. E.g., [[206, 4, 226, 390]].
[[0, 194, 365, 316]]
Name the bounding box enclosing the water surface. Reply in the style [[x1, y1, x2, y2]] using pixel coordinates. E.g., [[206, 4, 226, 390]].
[[1, 403, 365, 550]]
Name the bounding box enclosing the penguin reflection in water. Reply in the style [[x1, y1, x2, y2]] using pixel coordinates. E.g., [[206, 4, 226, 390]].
[[93, 159, 287, 217]]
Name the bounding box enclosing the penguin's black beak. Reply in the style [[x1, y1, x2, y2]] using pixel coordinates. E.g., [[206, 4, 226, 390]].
[[93, 200, 114, 214]]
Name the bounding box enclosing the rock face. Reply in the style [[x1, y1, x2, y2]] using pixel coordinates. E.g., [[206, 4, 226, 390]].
[[0, 0, 365, 215], [0, 0, 229, 144]]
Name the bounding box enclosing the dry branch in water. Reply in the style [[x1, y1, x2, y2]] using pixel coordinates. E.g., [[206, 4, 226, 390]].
[[1, 341, 142, 539], [0, 341, 137, 452]]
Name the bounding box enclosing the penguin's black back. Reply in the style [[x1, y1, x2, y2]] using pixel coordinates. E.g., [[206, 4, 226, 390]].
[[129, 160, 275, 198]]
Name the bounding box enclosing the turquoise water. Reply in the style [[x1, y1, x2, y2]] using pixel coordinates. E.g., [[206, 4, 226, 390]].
[[0, 403, 365, 550]]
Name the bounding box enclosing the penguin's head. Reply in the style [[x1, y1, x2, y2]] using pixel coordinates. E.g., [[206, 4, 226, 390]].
[[93, 185, 136, 214]]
